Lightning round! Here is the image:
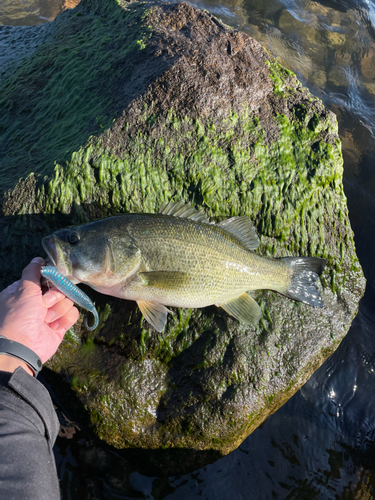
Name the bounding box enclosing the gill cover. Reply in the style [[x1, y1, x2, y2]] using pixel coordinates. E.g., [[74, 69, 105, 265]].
[[44, 223, 141, 284]]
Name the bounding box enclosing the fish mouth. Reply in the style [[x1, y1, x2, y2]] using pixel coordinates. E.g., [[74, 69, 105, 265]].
[[42, 235, 74, 277], [42, 236, 57, 266]]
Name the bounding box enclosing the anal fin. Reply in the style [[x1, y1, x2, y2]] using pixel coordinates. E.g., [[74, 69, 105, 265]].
[[219, 293, 262, 326], [137, 300, 170, 332]]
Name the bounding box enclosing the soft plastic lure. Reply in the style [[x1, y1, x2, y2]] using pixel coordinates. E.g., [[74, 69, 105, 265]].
[[40, 266, 99, 331]]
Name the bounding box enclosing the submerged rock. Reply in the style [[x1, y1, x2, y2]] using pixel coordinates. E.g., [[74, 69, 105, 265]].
[[0, 0, 365, 474]]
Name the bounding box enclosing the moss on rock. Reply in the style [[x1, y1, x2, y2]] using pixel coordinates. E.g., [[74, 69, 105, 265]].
[[0, 0, 365, 475], [0, 0, 153, 189]]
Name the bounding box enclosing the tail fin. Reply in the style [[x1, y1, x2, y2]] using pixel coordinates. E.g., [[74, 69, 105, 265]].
[[281, 257, 326, 308]]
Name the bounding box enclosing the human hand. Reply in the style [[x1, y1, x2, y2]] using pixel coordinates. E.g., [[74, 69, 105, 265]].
[[0, 257, 79, 367]]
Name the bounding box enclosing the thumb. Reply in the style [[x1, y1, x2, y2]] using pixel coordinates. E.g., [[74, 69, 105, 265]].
[[3, 280, 20, 294], [20, 257, 46, 292]]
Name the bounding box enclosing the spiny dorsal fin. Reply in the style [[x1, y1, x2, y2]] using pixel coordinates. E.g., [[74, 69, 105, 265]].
[[160, 201, 209, 223], [219, 293, 262, 325], [218, 216, 259, 251]]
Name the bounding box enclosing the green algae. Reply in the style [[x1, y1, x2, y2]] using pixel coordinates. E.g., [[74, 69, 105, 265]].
[[36, 98, 354, 305], [0, 0, 152, 190]]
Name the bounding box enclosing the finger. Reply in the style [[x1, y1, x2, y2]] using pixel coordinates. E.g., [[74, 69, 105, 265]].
[[3, 280, 20, 294], [48, 306, 79, 334], [60, 306, 80, 331], [44, 297, 76, 323], [42, 288, 71, 308], [19, 257, 46, 294]]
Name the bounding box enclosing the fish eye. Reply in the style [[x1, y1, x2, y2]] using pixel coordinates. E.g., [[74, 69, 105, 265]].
[[67, 231, 80, 245]]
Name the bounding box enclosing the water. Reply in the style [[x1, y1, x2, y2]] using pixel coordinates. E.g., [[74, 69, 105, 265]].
[[0, 0, 77, 25], [2, 0, 375, 498]]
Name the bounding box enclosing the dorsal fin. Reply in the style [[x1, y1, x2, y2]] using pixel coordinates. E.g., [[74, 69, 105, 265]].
[[217, 216, 259, 250], [159, 201, 210, 223]]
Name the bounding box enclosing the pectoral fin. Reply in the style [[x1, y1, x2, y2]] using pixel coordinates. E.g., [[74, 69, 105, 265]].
[[139, 271, 190, 290], [137, 300, 170, 332], [219, 293, 262, 325]]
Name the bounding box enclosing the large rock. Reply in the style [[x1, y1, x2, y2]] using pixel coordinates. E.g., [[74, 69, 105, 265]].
[[0, 0, 365, 474]]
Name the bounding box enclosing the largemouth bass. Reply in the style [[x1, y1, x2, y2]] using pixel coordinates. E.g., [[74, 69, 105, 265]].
[[42, 201, 326, 332]]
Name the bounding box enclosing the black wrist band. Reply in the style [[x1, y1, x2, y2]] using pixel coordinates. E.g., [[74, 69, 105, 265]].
[[0, 336, 43, 376]]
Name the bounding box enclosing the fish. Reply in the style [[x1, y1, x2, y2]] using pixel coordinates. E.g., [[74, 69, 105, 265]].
[[41, 266, 99, 331], [42, 201, 326, 332]]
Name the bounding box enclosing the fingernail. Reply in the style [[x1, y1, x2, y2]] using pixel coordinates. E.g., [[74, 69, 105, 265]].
[[45, 309, 56, 323], [31, 257, 45, 264], [43, 293, 57, 307]]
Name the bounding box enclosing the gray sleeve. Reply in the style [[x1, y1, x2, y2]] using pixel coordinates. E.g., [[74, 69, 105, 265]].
[[0, 367, 60, 500]]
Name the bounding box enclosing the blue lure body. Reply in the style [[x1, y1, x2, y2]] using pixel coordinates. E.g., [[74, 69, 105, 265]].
[[40, 266, 99, 331]]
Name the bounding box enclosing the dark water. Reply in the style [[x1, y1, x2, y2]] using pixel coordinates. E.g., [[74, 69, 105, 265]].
[[2, 0, 375, 498]]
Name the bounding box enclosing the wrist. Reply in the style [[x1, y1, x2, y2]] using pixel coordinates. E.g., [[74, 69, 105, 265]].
[[0, 354, 34, 377], [0, 336, 43, 377]]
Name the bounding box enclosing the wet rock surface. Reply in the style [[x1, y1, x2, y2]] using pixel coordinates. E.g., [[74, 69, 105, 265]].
[[0, 0, 365, 474]]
